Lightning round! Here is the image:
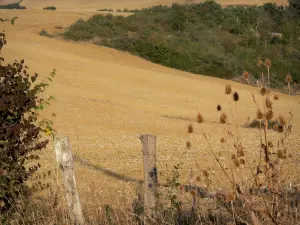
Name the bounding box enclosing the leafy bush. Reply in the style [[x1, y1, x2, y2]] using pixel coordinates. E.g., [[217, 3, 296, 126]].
[[43, 6, 56, 10], [0, 18, 55, 215], [0, 2, 26, 9], [63, 2, 300, 86], [98, 8, 113, 12], [39, 29, 53, 37]]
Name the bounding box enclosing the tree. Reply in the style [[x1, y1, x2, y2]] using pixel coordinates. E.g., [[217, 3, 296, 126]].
[[0, 18, 55, 215], [289, 0, 300, 17]]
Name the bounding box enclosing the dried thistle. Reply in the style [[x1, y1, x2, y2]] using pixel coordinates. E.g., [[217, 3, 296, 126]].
[[286, 74, 292, 95], [278, 116, 286, 126], [267, 141, 273, 147], [273, 95, 279, 100], [225, 84, 232, 95], [266, 110, 273, 120], [265, 98, 273, 109], [273, 124, 279, 131], [265, 58, 272, 68], [257, 59, 264, 67], [286, 73, 292, 83], [243, 71, 249, 80], [188, 124, 194, 133], [217, 104, 222, 111], [277, 149, 285, 159], [278, 125, 284, 133], [240, 159, 245, 165], [260, 87, 267, 96], [220, 112, 227, 124], [197, 113, 203, 123], [203, 170, 209, 177], [186, 141, 191, 149], [233, 92, 239, 101], [225, 191, 236, 202], [256, 109, 263, 120], [190, 190, 197, 197], [234, 158, 240, 168]]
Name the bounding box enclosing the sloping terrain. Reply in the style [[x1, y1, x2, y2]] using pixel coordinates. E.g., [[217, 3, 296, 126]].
[[0, 1, 299, 206], [1, 0, 289, 10]]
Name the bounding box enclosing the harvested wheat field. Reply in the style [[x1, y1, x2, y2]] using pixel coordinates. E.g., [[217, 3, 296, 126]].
[[0, 0, 300, 223]]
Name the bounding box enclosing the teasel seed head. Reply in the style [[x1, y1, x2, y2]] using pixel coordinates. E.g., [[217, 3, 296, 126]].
[[278, 125, 284, 133], [186, 141, 191, 149], [243, 71, 249, 80], [197, 113, 203, 123], [286, 73, 292, 83], [225, 84, 232, 95], [256, 109, 263, 120], [265, 98, 273, 109], [267, 141, 273, 148], [217, 104, 222, 111], [233, 92, 239, 101], [225, 191, 236, 202], [278, 116, 287, 126], [277, 149, 285, 159], [203, 170, 209, 177], [188, 124, 194, 133], [190, 190, 197, 197], [257, 59, 264, 67], [220, 112, 227, 124], [260, 87, 267, 96], [240, 159, 245, 165], [273, 124, 279, 132], [266, 110, 274, 120], [221, 137, 225, 143], [265, 58, 272, 68]]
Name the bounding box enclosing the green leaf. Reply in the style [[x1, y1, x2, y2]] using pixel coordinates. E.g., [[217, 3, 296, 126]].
[[10, 17, 18, 25], [39, 104, 45, 110]]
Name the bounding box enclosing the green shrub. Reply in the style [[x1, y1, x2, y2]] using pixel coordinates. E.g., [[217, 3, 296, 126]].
[[39, 29, 53, 37], [43, 6, 56, 10], [0, 2, 26, 9], [98, 8, 113, 12], [63, 2, 300, 85]]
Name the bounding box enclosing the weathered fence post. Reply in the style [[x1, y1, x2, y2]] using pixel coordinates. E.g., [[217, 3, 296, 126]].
[[54, 137, 85, 225], [138, 134, 157, 217]]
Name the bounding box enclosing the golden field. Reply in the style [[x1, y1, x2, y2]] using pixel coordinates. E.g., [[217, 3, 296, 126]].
[[0, 0, 299, 212]]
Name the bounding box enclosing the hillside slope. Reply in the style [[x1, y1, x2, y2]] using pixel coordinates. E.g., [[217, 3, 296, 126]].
[[1, 8, 299, 205], [0, 0, 289, 10]]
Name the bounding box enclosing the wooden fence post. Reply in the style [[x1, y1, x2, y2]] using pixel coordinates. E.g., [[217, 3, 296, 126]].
[[138, 134, 157, 217], [54, 137, 85, 225]]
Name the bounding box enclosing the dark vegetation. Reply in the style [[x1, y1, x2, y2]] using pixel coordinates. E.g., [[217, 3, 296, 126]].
[[0, 1, 25, 9], [43, 6, 56, 10], [98, 8, 113, 12], [0, 17, 55, 221], [39, 29, 53, 37], [63, 0, 300, 87]]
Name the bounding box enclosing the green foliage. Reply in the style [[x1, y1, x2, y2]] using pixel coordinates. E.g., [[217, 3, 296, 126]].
[[63, 1, 300, 86], [0, 2, 26, 9], [0, 18, 55, 214], [98, 8, 113, 12], [43, 6, 56, 10], [39, 29, 53, 37]]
